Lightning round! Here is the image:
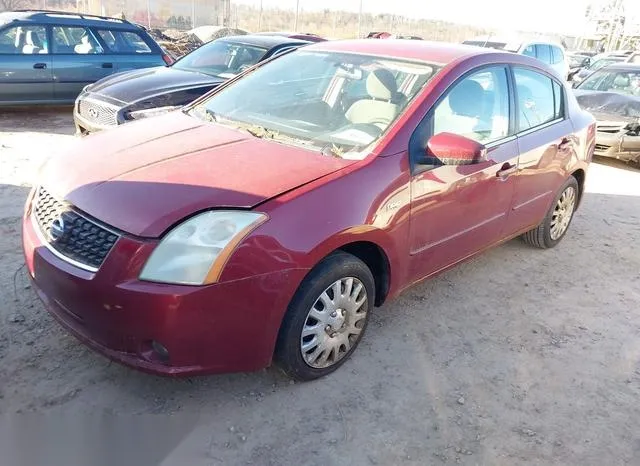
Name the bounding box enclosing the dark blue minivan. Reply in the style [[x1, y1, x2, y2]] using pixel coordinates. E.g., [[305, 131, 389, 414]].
[[0, 10, 170, 105]]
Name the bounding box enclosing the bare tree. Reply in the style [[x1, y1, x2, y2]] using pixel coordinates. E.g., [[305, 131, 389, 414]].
[[0, 0, 27, 11]]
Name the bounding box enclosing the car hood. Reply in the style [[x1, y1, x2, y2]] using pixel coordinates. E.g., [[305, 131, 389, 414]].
[[88, 66, 224, 104], [41, 112, 354, 237], [573, 89, 640, 122]]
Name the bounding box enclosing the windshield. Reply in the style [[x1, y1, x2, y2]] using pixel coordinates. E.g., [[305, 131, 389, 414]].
[[579, 69, 640, 96], [589, 57, 623, 71], [173, 40, 267, 78], [188, 51, 440, 159]]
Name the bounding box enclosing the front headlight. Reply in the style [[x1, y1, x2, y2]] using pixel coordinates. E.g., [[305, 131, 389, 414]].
[[139, 211, 267, 285], [127, 105, 182, 120]]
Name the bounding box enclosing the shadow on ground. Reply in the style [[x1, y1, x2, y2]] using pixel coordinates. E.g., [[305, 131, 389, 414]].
[[0, 107, 75, 135]]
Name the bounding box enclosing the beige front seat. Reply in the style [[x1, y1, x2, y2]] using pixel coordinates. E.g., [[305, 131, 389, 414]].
[[345, 69, 401, 130], [22, 31, 41, 54], [74, 35, 94, 54]]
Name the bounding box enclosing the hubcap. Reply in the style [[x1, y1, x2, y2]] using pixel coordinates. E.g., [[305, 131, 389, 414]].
[[300, 277, 368, 369], [550, 186, 576, 240]]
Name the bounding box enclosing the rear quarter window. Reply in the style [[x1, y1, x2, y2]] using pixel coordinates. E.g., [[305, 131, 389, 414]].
[[97, 30, 152, 53]]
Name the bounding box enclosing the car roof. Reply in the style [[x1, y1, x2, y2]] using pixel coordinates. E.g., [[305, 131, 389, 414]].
[[304, 39, 494, 65], [0, 10, 142, 30], [602, 63, 640, 72], [219, 34, 310, 48]]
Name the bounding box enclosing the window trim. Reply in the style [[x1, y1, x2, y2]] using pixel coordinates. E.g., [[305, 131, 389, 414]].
[[408, 63, 516, 175], [269, 45, 300, 59], [509, 64, 567, 136]]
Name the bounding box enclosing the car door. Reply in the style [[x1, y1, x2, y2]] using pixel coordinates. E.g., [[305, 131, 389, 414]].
[[0, 24, 53, 103], [507, 66, 575, 234], [408, 65, 519, 281], [51, 25, 114, 101]]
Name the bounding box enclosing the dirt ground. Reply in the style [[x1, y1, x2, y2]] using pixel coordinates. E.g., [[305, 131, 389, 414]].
[[1, 108, 640, 465]]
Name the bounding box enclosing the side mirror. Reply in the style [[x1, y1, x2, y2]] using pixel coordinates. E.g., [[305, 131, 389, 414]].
[[422, 132, 488, 166]]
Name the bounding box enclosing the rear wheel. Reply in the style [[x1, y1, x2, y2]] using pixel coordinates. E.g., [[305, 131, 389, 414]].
[[275, 252, 374, 381], [522, 176, 579, 249]]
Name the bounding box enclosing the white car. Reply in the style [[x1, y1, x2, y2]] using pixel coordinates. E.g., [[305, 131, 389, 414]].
[[463, 36, 569, 80]]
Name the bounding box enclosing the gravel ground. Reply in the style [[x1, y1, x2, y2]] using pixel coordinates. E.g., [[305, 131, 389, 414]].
[[1, 109, 640, 465]]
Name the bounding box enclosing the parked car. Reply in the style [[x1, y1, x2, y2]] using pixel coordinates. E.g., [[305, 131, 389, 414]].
[[462, 36, 569, 79], [0, 10, 171, 105], [573, 63, 640, 164], [571, 54, 626, 86], [23, 40, 594, 380], [567, 52, 592, 80], [74, 34, 311, 134]]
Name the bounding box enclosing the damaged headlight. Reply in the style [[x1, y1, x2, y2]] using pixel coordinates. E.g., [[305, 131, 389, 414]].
[[126, 105, 182, 120], [625, 121, 640, 136], [140, 211, 268, 285]]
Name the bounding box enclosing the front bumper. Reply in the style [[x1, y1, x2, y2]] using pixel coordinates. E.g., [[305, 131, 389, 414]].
[[594, 131, 640, 163], [73, 94, 126, 135], [22, 206, 305, 376]]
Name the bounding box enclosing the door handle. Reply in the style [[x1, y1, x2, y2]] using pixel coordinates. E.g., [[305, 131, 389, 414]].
[[33, 63, 47, 69], [496, 162, 517, 180], [101, 63, 113, 68]]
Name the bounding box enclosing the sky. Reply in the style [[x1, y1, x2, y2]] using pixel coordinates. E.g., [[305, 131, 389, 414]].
[[236, 0, 640, 36]]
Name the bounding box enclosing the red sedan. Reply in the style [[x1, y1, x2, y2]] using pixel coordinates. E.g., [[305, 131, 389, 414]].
[[23, 40, 595, 380]]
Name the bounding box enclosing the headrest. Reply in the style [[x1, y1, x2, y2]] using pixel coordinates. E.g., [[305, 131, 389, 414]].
[[449, 79, 484, 117], [366, 69, 398, 101], [613, 75, 630, 87]]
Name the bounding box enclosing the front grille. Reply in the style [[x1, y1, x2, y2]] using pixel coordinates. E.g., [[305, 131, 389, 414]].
[[594, 144, 611, 155], [78, 99, 118, 126], [597, 123, 625, 134], [33, 188, 119, 270]]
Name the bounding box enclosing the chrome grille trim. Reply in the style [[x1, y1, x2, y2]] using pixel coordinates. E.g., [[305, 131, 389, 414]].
[[78, 97, 119, 126], [32, 188, 120, 271]]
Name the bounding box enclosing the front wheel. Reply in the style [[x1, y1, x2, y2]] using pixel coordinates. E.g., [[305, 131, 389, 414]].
[[522, 176, 579, 249], [275, 252, 375, 381]]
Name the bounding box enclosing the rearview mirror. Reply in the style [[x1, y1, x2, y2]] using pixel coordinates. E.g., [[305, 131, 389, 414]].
[[421, 132, 488, 166]]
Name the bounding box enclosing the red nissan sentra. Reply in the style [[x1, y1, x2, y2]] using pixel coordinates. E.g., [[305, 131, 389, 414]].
[[23, 40, 595, 380]]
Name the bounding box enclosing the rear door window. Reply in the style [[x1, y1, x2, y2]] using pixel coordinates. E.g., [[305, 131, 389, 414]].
[[97, 30, 151, 53], [0, 25, 49, 54], [52, 26, 103, 54], [535, 44, 552, 64], [514, 67, 562, 132]]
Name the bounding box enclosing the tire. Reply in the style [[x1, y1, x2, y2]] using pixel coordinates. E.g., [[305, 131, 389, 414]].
[[275, 251, 375, 381], [522, 176, 579, 249]]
